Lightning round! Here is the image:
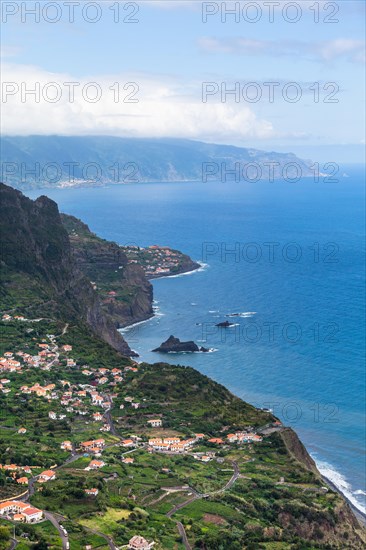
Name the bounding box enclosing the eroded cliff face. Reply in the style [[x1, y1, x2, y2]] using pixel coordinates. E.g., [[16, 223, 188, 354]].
[[61, 214, 153, 328], [0, 183, 134, 355], [280, 427, 319, 474], [104, 263, 153, 327], [279, 428, 365, 548]]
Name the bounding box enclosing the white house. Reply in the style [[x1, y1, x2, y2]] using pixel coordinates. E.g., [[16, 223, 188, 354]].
[[128, 535, 155, 550], [147, 419, 162, 428]]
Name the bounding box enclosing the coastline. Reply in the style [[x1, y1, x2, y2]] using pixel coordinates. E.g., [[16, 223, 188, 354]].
[[321, 473, 366, 527], [119, 258, 365, 530], [147, 261, 208, 281], [119, 261, 206, 332]]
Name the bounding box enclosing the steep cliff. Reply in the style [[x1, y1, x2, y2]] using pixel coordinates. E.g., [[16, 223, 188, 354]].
[[61, 214, 153, 328], [0, 183, 134, 355]]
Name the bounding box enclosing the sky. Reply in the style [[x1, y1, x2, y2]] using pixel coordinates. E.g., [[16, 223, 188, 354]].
[[1, 0, 365, 162]]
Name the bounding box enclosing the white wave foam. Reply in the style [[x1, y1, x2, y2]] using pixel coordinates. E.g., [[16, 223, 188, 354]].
[[313, 456, 366, 515], [151, 261, 208, 280], [119, 302, 164, 332], [119, 315, 155, 332], [226, 311, 257, 318]]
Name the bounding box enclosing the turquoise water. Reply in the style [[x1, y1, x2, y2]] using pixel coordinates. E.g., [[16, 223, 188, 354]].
[[28, 166, 365, 513]]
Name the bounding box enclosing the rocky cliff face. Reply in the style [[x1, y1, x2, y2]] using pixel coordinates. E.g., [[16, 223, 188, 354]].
[[61, 214, 153, 328], [279, 428, 365, 548], [0, 183, 134, 355]]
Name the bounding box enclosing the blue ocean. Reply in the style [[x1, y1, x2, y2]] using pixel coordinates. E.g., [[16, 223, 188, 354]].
[[28, 166, 366, 513]]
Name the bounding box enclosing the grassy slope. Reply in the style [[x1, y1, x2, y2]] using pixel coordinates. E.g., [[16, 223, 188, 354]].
[[0, 321, 364, 549]]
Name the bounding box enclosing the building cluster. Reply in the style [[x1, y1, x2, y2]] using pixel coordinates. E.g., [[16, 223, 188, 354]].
[[123, 245, 185, 277], [226, 432, 263, 443], [0, 500, 43, 523], [148, 436, 197, 453]]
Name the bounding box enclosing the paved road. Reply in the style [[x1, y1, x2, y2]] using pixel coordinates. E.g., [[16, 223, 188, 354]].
[[53, 511, 118, 550], [167, 461, 240, 517], [44, 511, 68, 550], [176, 521, 192, 550], [81, 525, 117, 550], [207, 461, 240, 495], [8, 538, 18, 550], [166, 494, 199, 518]]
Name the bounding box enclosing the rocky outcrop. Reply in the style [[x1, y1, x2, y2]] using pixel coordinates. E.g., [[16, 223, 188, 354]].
[[216, 320, 235, 328], [0, 183, 134, 355], [152, 335, 209, 353]]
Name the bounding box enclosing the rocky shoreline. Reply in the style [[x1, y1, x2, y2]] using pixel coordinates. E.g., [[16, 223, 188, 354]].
[[321, 474, 366, 528]]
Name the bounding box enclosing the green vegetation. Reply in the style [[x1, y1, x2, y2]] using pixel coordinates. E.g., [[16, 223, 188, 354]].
[[0, 185, 364, 550]]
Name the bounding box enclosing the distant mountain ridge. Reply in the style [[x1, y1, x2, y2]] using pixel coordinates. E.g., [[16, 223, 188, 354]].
[[0, 136, 314, 190]]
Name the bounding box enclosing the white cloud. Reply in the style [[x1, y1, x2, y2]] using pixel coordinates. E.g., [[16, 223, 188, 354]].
[[318, 39, 365, 63], [199, 37, 366, 64], [1, 62, 275, 140]]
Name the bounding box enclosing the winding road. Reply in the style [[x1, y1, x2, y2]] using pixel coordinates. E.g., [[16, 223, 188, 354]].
[[43, 512, 68, 550], [166, 461, 240, 549]]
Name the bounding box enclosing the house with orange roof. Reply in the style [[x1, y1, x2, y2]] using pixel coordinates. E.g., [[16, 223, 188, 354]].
[[194, 454, 211, 462], [2, 315, 12, 321], [3, 464, 18, 471], [208, 438, 224, 445], [0, 501, 42, 523], [121, 439, 135, 447], [22, 507, 43, 523], [122, 457, 134, 464], [86, 459, 105, 470], [90, 393, 103, 405], [148, 438, 162, 446], [18, 428, 27, 434], [17, 477, 28, 485], [163, 437, 181, 445], [85, 488, 99, 496], [80, 438, 105, 451], [38, 470, 56, 482]]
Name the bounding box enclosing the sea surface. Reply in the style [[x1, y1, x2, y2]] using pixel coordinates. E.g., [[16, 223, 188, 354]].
[[27, 166, 366, 513]]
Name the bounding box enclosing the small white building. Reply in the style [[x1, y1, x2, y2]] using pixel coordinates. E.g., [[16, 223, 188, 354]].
[[147, 419, 162, 428], [128, 535, 155, 550]]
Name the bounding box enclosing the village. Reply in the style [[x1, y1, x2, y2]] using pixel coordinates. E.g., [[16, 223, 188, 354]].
[[122, 245, 198, 278], [0, 314, 282, 550]]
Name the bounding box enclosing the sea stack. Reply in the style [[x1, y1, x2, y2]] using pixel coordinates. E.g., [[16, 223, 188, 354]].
[[152, 335, 209, 353]]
